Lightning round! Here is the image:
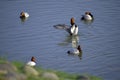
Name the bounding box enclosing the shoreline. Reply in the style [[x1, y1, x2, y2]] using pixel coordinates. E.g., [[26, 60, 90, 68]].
[[0, 58, 102, 80]]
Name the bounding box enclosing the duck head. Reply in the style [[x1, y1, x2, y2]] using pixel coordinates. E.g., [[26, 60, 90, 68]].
[[77, 45, 82, 52], [31, 56, 36, 62], [20, 12, 25, 18], [85, 12, 90, 15], [70, 17, 75, 25], [85, 12, 93, 17]]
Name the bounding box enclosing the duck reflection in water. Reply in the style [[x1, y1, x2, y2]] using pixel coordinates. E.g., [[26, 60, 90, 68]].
[[57, 35, 79, 47], [20, 17, 28, 22], [71, 35, 79, 48]]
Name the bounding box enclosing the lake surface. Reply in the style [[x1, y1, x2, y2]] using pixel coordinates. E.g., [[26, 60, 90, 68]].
[[0, 0, 120, 80]]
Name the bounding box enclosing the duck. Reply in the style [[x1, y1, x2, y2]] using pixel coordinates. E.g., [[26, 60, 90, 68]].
[[81, 12, 93, 21], [67, 45, 82, 55], [20, 11, 29, 19], [67, 17, 78, 35], [54, 17, 78, 36], [26, 56, 36, 67]]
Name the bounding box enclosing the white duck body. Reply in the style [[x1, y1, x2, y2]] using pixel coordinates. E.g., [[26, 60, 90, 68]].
[[73, 48, 80, 55], [67, 45, 81, 55], [27, 61, 36, 67], [81, 12, 93, 21], [70, 24, 78, 35], [26, 56, 36, 67], [67, 48, 79, 55], [24, 12, 29, 18], [84, 14, 92, 21]]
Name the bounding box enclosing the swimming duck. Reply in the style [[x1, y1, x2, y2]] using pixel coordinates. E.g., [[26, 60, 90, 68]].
[[67, 17, 78, 35], [20, 11, 29, 18], [81, 12, 93, 21], [54, 17, 78, 36], [26, 56, 36, 67], [67, 45, 82, 55]]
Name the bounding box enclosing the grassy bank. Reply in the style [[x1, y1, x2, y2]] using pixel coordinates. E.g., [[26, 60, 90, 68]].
[[0, 58, 102, 80]]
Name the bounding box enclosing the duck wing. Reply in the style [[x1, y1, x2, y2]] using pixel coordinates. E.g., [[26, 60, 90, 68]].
[[53, 24, 73, 35], [53, 24, 69, 30]]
